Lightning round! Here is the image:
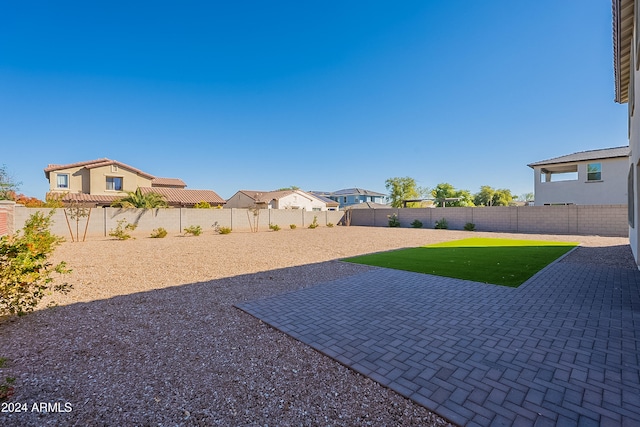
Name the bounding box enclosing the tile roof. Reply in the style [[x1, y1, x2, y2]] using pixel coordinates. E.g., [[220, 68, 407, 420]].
[[308, 192, 340, 206], [527, 146, 630, 168], [44, 158, 155, 180], [151, 177, 187, 188], [139, 187, 225, 205], [328, 188, 387, 197], [60, 187, 225, 206]]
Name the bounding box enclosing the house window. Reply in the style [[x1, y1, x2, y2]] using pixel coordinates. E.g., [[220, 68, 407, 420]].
[[56, 174, 69, 189], [587, 163, 602, 181], [106, 176, 123, 191]]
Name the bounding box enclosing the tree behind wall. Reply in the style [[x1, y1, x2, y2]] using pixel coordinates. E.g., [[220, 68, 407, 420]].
[[385, 177, 428, 208], [0, 165, 20, 200]]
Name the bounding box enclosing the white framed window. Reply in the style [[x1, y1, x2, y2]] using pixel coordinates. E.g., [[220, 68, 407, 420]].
[[56, 173, 69, 189], [106, 176, 123, 191], [587, 163, 602, 181]]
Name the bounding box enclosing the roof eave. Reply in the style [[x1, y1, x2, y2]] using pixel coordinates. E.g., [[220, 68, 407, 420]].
[[613, 0, 634, 103]]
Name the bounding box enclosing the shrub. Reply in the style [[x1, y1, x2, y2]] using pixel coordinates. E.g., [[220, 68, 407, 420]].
[[464, 222, 476, 231], [269, 223, 281, 231], [410, 219, 423, 228], [327, 222, 334, 228], [388, 213, 400, 227], [193, 201, 211, 209], [0, 211, 72, 318], [109, 219, 137, 240], [435, 218, 449, 229], [150, 227, 168, 238], [184, 225, 202, 236], [289, 224, 297, 230], [308, 216, 319, 229], [218, 226, 232, 235]]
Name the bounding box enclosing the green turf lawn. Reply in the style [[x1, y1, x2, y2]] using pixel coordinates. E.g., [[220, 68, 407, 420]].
[[343, 237, 578, 287]]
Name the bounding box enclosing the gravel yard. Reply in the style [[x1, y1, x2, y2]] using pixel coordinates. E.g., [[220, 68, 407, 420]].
[[0, 226, 633, 426]]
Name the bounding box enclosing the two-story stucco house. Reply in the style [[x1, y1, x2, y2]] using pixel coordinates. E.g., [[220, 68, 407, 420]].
[[614, 0, 640, 267], [224, 190, 338, 211], [527, 146, 630, 205], [44, 158, 225, 207], [312, 188, 388, 209]]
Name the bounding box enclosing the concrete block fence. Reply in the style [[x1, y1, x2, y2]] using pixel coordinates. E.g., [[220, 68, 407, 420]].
[[349, 205, 628, 237], [8, 206, 345, 238]]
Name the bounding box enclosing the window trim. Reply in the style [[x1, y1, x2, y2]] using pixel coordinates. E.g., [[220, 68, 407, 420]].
[[106, 176, 123, 191], [56, 173, 69, 189], [586, 163, 602, 182]]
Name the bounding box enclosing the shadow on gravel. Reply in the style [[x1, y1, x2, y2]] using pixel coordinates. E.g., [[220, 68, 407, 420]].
[[0, 260, 452, 427]]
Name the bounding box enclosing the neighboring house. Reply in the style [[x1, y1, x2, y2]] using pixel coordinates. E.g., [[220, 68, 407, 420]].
[[312, 188, 388, 209], [225, 190, 336, 211], [527, 146, 630, 205], [613, 0, 639, 266], [44, 158, 225, 207]]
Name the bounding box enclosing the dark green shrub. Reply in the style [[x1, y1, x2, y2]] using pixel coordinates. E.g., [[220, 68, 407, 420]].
[[464, 222, 476, 231], [327, 222, 334, 228], [410, 219, 423, 228], [435, 218, 449, 229], [289, 224, 297, 230]]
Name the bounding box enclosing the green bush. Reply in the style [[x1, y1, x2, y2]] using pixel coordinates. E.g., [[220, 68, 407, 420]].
[[308, 216, 319, 229], [218, 226, 232, 235], [150, 227, 168, 238], [193, 201, 211, 209], [269, 223, 281, 231], [464, 222, 476, 231], [289, 224, 297, 230], [410, 219, 423, 228], [0, 211, 72, 317], [184, 225, 202, 236], [435, 218, 449, 229], [388, 213, 400, 227], [109, 219, 137, 240], [327, 222, 334, 228]]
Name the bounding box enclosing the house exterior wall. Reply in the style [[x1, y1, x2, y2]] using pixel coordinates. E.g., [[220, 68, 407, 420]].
[[275, 192, 327, 211], [630, 25, 640, 264], [88, 165, 153, 195], [49, 165, 153, 196], [224, 192, 262, 209], [333, 194, 386, 208], [532, 157, 628, 205]]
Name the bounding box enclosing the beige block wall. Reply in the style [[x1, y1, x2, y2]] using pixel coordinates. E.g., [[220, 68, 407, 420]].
[[350, 205, 628, 237], [12, 207, 345, 238]]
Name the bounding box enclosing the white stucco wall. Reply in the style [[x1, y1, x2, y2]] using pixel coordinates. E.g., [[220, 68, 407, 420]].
[[532, 157, 628, 205], [629, 24, 640, 266], [275, 191, 327, 211]]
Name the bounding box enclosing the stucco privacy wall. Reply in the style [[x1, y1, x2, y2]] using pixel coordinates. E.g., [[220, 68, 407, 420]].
[[350, 205, 628, 237], [12, 206, 345, 237]]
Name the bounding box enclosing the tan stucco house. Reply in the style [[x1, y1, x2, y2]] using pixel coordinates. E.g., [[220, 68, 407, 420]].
[[614, 0, 640, 267], [528, 146, 630, 205], [44, 158, 225, 207], [225, 190, 338, 211]]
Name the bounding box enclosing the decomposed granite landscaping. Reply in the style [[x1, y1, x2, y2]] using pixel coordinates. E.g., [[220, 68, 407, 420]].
[[0, 226, 635, 426]]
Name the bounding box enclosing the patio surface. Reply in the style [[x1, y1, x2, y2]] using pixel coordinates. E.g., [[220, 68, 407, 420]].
[[237, 249, 640, 426]]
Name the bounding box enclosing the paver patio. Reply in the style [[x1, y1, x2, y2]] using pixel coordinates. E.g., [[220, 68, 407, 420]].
[[237, 249, 640, 426]]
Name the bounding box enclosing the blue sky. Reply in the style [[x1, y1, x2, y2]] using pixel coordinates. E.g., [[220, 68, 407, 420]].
[[0, 1, 628, 200]]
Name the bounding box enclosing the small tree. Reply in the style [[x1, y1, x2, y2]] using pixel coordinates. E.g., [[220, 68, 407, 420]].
[[0, 165, 20, 201], [0, 211, 72, 317], [111, 188, 168, 208]]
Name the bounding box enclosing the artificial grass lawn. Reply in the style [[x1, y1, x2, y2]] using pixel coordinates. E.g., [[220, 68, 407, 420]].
[[343, 237, 578, 287]]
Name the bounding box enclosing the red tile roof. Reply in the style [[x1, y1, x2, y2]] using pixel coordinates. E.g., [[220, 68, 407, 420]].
[[60, 187, 225, 207], [151, 177, 187, 188]]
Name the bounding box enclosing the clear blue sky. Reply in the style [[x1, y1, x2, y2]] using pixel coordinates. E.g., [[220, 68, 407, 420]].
[[0, 1, 628, 200]]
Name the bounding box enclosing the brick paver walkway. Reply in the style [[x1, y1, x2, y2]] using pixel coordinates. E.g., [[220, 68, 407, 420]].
[[236, 255, 640, 426]]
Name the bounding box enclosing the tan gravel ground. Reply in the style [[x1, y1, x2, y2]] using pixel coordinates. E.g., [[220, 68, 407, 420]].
[[0, 226, 634, 426]]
